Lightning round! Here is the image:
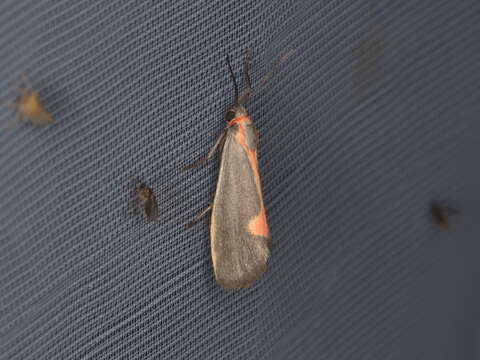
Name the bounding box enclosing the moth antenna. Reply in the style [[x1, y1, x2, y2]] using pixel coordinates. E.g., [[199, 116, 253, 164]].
[[238, 48, 255, 105], [243, 48, 253, 91], [226, 55, 239, 106], [257, 48, 295, 89]]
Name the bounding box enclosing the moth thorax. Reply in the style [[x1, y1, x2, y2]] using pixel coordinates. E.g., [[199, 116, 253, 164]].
[[19, 93, 41, 114], [138, 188, 151, 201]]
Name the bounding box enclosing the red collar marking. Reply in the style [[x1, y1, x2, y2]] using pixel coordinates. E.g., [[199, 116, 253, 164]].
[[228, 115, 251, 127]]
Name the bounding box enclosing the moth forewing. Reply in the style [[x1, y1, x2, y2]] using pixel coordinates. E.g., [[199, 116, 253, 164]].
[[210, 118, 271, 290]]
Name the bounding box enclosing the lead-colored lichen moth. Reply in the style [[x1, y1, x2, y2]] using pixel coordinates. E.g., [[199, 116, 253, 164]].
[[183, 48, 292, 290]]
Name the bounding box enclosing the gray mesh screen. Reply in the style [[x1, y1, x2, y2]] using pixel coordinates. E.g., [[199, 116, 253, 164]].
[[1, 1, 480, 359]]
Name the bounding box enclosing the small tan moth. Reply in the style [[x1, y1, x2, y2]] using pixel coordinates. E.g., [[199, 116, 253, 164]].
[[1, 73, 54, 130]]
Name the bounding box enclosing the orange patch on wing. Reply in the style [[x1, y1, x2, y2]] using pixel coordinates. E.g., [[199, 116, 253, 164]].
[[248, 208, 270, 238], [230, 117, 270, 239]]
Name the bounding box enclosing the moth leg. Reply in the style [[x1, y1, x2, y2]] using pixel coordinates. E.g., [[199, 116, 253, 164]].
[[186, 204, 212, 228], [182, 129, 227, 171]]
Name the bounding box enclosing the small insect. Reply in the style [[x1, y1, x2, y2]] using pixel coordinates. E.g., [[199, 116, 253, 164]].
[[0, 73, 54, 130], [183, 48, 292, 290], [351, 8, 385, 96], [132, 178, 158, 221], [430, 202, 458, 230]]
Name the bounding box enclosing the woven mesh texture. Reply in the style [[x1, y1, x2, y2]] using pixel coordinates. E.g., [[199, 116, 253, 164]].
[[1, 1, 480, 359]]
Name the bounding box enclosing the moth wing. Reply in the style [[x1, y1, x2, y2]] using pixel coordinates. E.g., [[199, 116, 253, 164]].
[[145, 194, 159, 220], [210, 133, 270, 290], [20, 93, 55, 125], [29, 102, 55, 124]]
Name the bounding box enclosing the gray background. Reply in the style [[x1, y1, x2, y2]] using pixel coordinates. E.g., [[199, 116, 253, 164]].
[[1, 1, 480, 359]]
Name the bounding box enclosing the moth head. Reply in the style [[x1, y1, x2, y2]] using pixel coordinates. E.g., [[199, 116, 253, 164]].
[[224, 105, 247, 122]]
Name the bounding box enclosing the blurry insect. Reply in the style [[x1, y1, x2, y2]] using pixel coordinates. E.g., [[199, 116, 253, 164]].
[[430, 202, 458, 230], [183, 48, 293, 290], [0, 73, 54, 130], [352, 10, 384, 96], [132, 178, 158, 221]]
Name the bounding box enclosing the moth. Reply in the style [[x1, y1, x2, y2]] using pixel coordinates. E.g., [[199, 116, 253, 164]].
[[430, 202, 458, 230], [1, 73, 54, 130], [184, 48, 292, 290], [132, 178, 158, 221]]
